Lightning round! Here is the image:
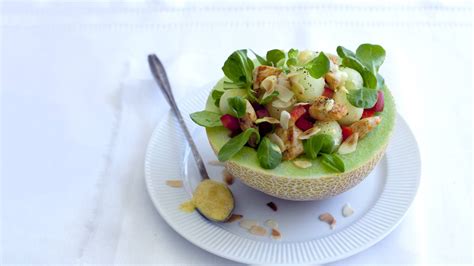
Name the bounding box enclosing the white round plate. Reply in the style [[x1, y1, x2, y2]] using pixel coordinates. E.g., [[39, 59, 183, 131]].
[[145, 87, 421, 264]]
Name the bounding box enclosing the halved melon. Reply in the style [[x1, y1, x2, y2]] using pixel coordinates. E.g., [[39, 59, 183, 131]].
[[205, 79, 396, 200]]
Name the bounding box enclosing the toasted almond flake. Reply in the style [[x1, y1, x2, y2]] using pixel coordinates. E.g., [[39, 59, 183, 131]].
[[239, 219, 258, 230], [294, 102, 310, 107], [280, 111, 291, 130], [342, 203, 354, 217], [255, 117, 280, 124], [290, 80, 305, 96], [265, 219, 278, 229], [298, 126, 320, 140], [277, 73, 290, 86], [319, 212, 336, 229], [268, 133, 286, 152], [223, 170, 234, 185], [166, 180, 183, 188], [271, 228, 282, 240], [292, 159, 312, 169], [266, 202, 278, 211], [260, 75, 277, 93], [225, 214, 243, 223], [272, 99, 293, 109], [276, 85, 295, 102], [208, 160, 225, 166], [249, 225, 267, 236], [338, 132, 359, 155]]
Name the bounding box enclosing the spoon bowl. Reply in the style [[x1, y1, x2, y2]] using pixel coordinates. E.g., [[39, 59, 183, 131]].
[[148, 54, 235, 222]]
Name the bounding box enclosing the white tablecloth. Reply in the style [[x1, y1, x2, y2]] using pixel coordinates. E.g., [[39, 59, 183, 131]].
[[1, 0, 472, 264]]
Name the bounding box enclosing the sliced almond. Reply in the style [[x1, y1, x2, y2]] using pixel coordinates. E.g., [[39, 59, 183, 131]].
[[290, 80, 305, 96], [292, 159, 312, 169], [280, 111, 291, 130], [222, 169, 234, 185], [260, 75, 277, 93], [272, 99, 293, 109], [255, 117, 280, 124], [276, 85, 295, 102], [239, 219, 258, 230], [338, 132, 359, 155], [265, 219, 278, 229], [342, 203, 354, 217], [294, 102, 310, 107], [268, 133, 286, 152], [225, 214, 243, 223], [319, 212, 336, 230], [298, 126, 320, 140], [249, 225, 267, 236], [166, 180, 183, 188], [271, 228, 282, 240]]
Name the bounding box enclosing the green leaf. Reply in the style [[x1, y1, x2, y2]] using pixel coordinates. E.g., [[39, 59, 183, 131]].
[[356, 44, 386, 73], [346, 87, 378, 108], [336, 46, 356, 58], [189, 111, 222, 127], [246, 86, 258, 102], [303, 134, 334, 159], [266, 49, 286, 66], [288, 48, 299, 59], [337, 44, 385, 89], [250, 49, 269, 66], [212, 90, 224, 107], [227, 96, 247, 118], [305, 52, 330, 79], [222, 80, 244, 90], [257, 137, 282, 169], [341, 57, 378, 89], [222, 50, 254, 85], [218, 128, 260, 161], [286, 58, 297, 67], [258, 91, 279, 105], [320, 153, 345, 172]]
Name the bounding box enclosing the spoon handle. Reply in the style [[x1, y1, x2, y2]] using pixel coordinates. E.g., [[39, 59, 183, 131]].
[[148, 54, 210, 180]]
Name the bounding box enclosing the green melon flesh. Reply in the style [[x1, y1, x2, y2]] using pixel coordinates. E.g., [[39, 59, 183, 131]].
[[205, 79, 396, 179]]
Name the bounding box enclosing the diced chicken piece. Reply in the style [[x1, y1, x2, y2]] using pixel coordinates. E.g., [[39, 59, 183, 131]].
[[349, 116, 382, 139], [325, 72, 343, 90], [275, 126, 304, 160], [309, 96, 348, 121], [253, 65, 282, 91]]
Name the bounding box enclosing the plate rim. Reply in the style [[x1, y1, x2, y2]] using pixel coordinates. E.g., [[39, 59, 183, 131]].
[[144, 94, 421, 264]]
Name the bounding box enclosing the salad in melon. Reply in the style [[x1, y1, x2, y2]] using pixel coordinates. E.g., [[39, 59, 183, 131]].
[[190, 44, 395, 200]]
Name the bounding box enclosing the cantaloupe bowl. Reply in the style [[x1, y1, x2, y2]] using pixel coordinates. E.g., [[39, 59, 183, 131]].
[[205, 80, 396, 201]]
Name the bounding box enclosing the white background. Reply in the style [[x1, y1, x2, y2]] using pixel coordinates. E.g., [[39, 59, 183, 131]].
[[1, 0, 472, 264]]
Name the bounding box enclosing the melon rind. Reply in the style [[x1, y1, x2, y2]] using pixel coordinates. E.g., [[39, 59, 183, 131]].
[[205, 79, 396, 200]]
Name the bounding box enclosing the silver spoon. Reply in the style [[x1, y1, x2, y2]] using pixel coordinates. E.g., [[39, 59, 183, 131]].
[[148, 54, 234, 222]]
